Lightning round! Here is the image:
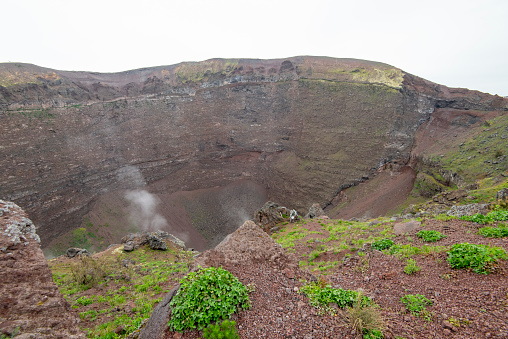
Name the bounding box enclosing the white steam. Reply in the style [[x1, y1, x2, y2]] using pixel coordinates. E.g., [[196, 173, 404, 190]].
[[125, 189, 168, 231]]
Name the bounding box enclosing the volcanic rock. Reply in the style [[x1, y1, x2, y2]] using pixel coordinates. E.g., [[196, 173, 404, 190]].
[[496, 188, 508, 201], [254, 201, 291, 231], [394, 220, 421, 235], [447, 203, 489, 217], [121, 231, 184, 252], [0, 200, 84, 338], [305, 203, 326, 219], [66, 247, 90, 258]]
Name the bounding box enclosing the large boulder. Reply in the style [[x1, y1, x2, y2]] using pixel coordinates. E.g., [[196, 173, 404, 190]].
[[394, 220, 421, 235], [121, 231, 185, 252], [447, 203, 489, 217], [304, 203, 326, 219], [0, 200, 84, 338], [254, 201, 291, 230], [66, 247, 90, 258], [496, 188, 508, 201]]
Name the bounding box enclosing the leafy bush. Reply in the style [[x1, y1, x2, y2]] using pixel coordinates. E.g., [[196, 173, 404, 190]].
[[447, 243, 507, 274], [300, 282, 370, 314], [460, 209, 508, 224], [403, 259, 421, 275], [478, 225, 508, 238], [203, 320, 239, 339], [75, 296, 94, 306], [416, 230, 446, 242], [168, 267, 250, 331], [400, 294, 432, 316], [371, 239, 394, 251]]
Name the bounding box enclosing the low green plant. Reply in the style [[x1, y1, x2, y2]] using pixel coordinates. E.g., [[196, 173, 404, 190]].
[[75, 296, 94, 306], [403, 259, 421, 275], [434, 214, 457, 221], [478, 225, 508, 238], [300, 281, 370, 314], [203, 320, 239, 339], [400, 294, 432, 316], [447, 243, 507, 274], [460, 208, 508, 224], [168, 267, 250, 331], [416, 230, 446, 242], [371, 238, 394, 251]]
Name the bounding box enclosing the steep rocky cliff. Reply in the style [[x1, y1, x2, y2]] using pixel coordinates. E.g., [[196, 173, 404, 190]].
[[0, 57, 506, 253], [0, 200, 84, 338]]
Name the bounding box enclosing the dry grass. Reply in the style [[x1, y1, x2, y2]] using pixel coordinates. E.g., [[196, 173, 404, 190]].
[[343, 293, 385, 338]]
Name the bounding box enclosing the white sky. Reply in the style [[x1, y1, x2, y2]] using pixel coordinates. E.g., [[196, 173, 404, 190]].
[[2, 0, 507, 96]]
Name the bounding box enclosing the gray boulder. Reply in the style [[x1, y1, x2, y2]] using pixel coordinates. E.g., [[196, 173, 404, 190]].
[[447, 203, 489, 217], [123, 241, 135, 252], [305, 203, 326, 219], [148, 234, 167, 251], [496, 188, 508, 201], [66, 248, 90, 258]]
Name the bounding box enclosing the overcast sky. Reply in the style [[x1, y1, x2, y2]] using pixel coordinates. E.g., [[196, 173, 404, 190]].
[[2, 0, 507, 96]]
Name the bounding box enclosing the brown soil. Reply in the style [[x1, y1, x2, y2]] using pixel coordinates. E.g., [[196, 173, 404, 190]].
[[326, 166, 416, 220], [161, 218, 508, 339]]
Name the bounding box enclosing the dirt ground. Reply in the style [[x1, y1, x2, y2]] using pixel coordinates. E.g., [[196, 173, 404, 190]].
[[163, 218, 508, 339]]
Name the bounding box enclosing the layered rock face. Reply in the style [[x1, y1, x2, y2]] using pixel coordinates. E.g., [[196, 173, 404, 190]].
[[0, 57, 506, 251], [0, 200, 84, 338]]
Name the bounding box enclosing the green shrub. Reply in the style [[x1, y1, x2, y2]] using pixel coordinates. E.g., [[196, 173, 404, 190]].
[[416, 230, 446, 242], [300, 282, 370, 314], [403, 259, 421, 275], [478, 226, 508, 238], [460, 209, 508, 224], [371, 239, 394, 251], [75, 296, 94, 306], [203, 320, 239, 339], [447, 243, 507, 274], [363, 329, 384, 339], [168, 267, 250, 331], [400, 294, 432, 316]]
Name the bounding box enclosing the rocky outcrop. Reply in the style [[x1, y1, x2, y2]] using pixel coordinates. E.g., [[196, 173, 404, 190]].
[[447, 203, 489, 217], [0, 200, 84, 338], [304, 203, 326, 219], [254, 201, 292, 231], [66, 247, 90, 258], [496, 188, 508, 201], [1, 57, 506, 251], [121, 231, 185, 252]]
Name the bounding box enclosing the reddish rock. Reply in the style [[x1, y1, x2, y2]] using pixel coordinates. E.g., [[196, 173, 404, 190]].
[[0, 200, 84, 338], [394, 220, 421, 235]]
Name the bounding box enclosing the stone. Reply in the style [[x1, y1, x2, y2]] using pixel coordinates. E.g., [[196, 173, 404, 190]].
[[0, 200, 85, 338], [66, 248, 89, 258], [148, 234, 167, 251], [496, 188, 508, 201], [447, 203, 489, 217], [394, 220, 421, 235], [254, 201, 292, 230], [304, 203, 326, 219], [123, 241, 135, 252]]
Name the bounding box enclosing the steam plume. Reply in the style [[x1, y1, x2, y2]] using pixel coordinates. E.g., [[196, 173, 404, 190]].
[[125, 189, 168, 231]]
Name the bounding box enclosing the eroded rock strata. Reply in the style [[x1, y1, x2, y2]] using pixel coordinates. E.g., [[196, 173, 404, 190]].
[[0, 199, 84, 338], [0, 57, 506, 251]]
